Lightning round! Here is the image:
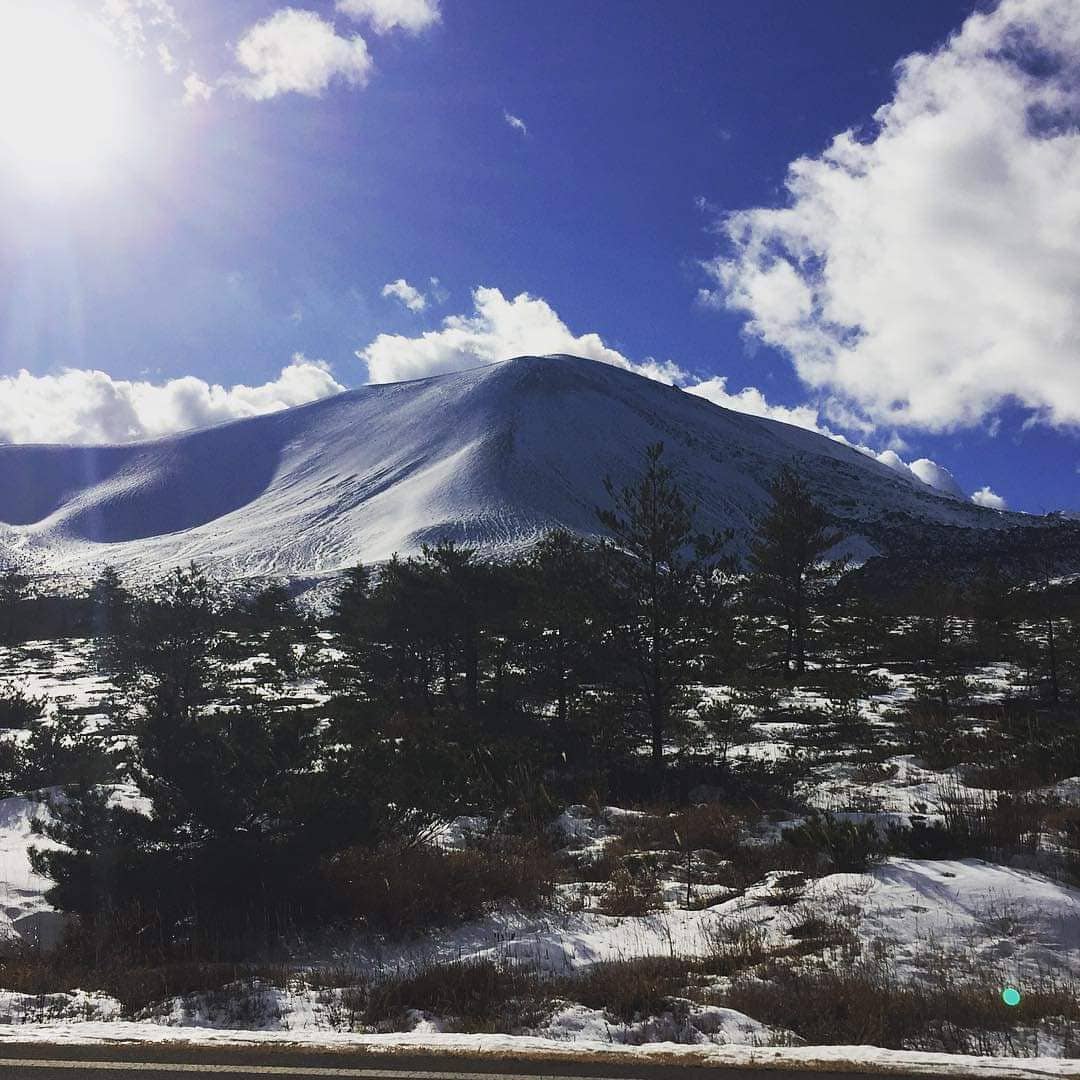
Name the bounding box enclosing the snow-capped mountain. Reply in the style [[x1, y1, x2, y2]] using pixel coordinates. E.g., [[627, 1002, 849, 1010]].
[[0, 354, 1035, 581]]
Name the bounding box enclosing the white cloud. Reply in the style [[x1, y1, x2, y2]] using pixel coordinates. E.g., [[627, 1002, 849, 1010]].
[[231, 8, 372, 101], [972, 485, 1008, 510], [382, 278, 428, 312], [100, 0, 181, 56], [0, 356, 343, 445], [907, 458, 965, 499], [336, 0, 440, 34], [872, 449, 969, 499], [704, 0, 1080, 434], [504, 110, 527, 136], [156, 41, 176, 74], [359, 286, 683, 385], [182, 71, 213, 104], [685, 376, 826, 434]]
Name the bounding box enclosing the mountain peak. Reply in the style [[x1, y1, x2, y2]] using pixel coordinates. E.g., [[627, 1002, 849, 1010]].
[[0, 354, 1024, 581]]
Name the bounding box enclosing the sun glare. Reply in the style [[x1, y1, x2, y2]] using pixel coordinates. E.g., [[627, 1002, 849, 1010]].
[[0, 4, 129, 191]]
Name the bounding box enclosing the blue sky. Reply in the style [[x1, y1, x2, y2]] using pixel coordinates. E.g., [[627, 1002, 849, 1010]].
[[2, 0, 1080, 513]]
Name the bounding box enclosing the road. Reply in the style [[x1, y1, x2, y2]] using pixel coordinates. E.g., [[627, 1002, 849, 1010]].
[[0, 1045, 957, 1080]]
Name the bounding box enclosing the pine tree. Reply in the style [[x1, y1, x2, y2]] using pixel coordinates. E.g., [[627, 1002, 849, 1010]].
[[133, 563, 223, 727], [597, 442, 729, 769], [244, 582, 306, 682], [967, 559, 1014, 658], [0, 565, 27, 646], [89, 565, 134, 677], [520, 530, 619, 761], [749, 463, 845, 678]]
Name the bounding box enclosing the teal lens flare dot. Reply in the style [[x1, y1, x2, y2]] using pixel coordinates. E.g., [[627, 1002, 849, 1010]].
[[1002, 987, 1021, 1007]]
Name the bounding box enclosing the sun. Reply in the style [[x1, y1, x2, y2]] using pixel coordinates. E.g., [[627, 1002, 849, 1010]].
[[0, 4, 128, 191]]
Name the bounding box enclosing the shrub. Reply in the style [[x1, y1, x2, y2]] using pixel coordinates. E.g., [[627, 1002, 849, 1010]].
[[724, 959, 1080, 1053], [597, 863, 663, 916], [699, 916, 771, 975], [0, 947, 286, 1017], [323, 834, 556, 934], [364, 959, 550, 1033], [563, 956, 689, 1023], [712, 837, 821, 891], [0, 682, 46, 729], [785, 813, 885, 873], [609, 803, 743, 855]]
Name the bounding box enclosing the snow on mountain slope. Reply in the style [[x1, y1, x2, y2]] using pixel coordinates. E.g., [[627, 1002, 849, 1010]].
[[0, 354, 1024, 581]]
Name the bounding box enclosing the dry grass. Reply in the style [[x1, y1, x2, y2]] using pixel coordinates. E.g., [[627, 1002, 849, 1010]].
[[323, 835, 557, 934], [723, 958, 1080, 1054]]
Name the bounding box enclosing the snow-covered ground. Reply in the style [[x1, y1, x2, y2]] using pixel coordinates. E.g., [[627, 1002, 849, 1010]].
[[1, 634, 1079, 1060]]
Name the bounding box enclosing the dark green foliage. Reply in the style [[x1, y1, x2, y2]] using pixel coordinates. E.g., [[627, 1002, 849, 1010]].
[[749, 463, 845, 677], [0, 567, 28, 645], [0, 682, 46, 729], [694, 698, 753, 764], [88, 566, 134, 678], [35, 563, 419, 958], [597, 442, 732, 768], [785, 812, 885, 872], [18, 706, 112, 789], [239, 582, 307, 681]]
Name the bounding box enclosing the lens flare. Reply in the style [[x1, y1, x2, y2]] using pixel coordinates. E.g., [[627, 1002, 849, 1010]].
[[0, 3, 129, 191]]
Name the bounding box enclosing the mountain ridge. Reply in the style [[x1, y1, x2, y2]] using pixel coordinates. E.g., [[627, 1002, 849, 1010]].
[[0, 354, 1038, 582]]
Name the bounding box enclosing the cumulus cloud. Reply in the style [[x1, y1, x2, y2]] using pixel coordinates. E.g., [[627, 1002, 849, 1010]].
[[359, 286, 683, 385], [972, 485, 1008, 510], [685, 376, 826, 434], [231, 8, 372, 101], [504, 110, 527, 136], [908, 458, 966, 499], [382, 278, 428, 312], [0, 356, 343, 445], [703, 0, 1080, 434], [336, 0, 440, 34], [871, 449, 971, 499], [182, 71, 213, 104]]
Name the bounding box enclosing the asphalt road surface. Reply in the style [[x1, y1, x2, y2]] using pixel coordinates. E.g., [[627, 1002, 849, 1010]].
[[0, 1045, 957, 1080]]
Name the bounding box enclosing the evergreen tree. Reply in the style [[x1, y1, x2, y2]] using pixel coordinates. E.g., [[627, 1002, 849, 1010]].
[[597, 442, 729, 769], [326, 546, 528, 816], [33, 564, 384, 955], [967, 559, 1015, 659], [130, 563, 223, 730], [519, 530, 621, 762], [243, 581, 306, 682], [749, 463, 845, 678], [89, 565, 134, 678], [906, 575, 967, 713], [0, 565, 27, 646], [1033, 559, 1062, 707]]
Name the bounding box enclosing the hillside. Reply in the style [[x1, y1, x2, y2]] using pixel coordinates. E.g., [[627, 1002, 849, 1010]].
[[0, 354, 1037, 581]]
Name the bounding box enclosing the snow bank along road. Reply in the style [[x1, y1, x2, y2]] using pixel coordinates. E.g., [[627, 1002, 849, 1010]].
[[0, 1045, 1076, 1080], [0, 1045, 990, 1080]]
